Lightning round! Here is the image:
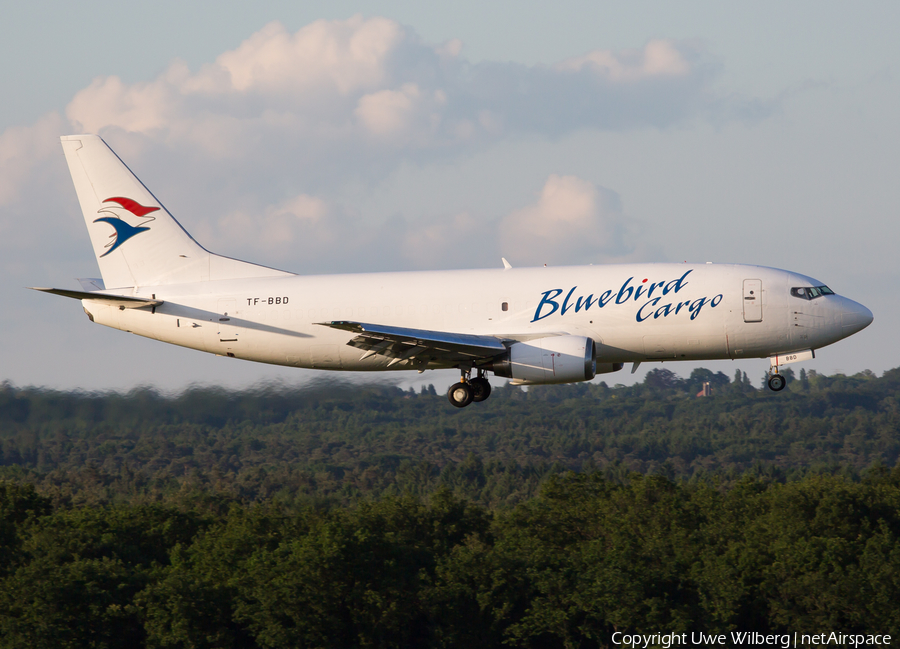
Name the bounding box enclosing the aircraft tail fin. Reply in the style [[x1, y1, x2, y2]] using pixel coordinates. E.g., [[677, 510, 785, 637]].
[[60, 135, 292, 289]]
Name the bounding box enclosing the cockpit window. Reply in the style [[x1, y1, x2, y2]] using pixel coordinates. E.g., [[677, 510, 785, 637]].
[[791, 285, 834, 300]]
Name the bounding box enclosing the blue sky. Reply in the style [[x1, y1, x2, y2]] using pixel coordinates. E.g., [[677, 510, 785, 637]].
[[2, 1, 897, 392]]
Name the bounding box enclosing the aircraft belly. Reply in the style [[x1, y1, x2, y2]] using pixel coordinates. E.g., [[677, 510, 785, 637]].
[[310, 345, 341, 368], [642, 335, 677, 359], [94, 305, 214, 355], [643, 334, 726, 360]]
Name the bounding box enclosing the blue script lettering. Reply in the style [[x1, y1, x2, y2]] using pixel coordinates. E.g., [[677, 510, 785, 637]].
[[646, 281, 665, 298], [531, 270, 697, 323], [575, 294, 597, 312], [664, 270, 692, 295], [689, 297, 709, 319], [560, 286, 578, 315], [635, 293, 724, 323], [636, 298, 661, 322], [616, 277, 635, 304], [533, 289, 563, 321]]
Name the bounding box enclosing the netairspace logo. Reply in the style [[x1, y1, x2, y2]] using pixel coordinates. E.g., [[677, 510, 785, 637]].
[[611, 631, 893, 648]]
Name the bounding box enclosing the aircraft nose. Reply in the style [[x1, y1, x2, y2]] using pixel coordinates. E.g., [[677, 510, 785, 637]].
[[839, 297, 873, 336]]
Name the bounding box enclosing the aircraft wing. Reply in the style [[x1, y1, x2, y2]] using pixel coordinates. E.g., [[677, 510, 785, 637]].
[[318, 321, 510, 367]]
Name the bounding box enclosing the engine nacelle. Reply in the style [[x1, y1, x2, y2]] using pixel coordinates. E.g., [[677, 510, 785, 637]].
[[493, 335, 596, 384]]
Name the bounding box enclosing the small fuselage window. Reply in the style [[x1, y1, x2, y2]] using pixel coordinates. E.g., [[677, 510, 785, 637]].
[[791, 285, 835, 300]]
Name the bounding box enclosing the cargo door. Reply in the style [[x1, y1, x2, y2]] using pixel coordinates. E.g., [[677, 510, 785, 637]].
[[742, 279, 762, 323]]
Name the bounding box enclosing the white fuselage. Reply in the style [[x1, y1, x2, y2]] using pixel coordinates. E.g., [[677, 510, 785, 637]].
[[81, 262, 872, 372], [50, 134, 873, 401]]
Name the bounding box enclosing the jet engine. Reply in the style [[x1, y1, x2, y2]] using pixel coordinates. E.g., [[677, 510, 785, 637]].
[[493, 335, 601, 384]]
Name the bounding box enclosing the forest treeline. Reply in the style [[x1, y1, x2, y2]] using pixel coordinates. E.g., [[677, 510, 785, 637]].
[[2, 470, 899, 647], [1, 367, 900, 645], [0, 366, 898, 508]]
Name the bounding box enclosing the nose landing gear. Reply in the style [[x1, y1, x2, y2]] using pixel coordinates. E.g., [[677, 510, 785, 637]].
[[447, 369, 492, 408], [767, 373, 786, 391], [767, 359, 786, 392]]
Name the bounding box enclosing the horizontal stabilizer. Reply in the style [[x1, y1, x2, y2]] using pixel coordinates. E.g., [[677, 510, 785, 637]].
[[29, 287, 163, 309]]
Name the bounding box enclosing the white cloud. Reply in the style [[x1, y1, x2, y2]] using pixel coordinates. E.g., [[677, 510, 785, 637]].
[[191, 174, 649, 274], [195, 193, 338, 262], [61, 16, 715, 165], [355, 83, 447, 143], [557, 39, 690, 80], [212, 17, 404, 96], [400, 211, 488, 269], [0, 112, 83, 280], [0, 112, 65, 207], [0, 16, 723, 281], [68, 75, 174, 135], [0, 14, 720, 277], [499, 174, 643, 266]]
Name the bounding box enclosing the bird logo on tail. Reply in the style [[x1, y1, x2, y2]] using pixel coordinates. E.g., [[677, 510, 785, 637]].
[[93, 197, 159, 257]]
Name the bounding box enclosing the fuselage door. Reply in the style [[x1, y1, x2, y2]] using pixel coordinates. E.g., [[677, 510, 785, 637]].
[[742, 279, 762, 323], [216, 298, 241, 350]]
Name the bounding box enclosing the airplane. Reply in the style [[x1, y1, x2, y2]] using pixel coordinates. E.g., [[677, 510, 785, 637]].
[[32, 135, 873, 407]]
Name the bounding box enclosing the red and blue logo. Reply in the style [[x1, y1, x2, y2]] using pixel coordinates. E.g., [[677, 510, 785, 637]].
[[93, 197, 159, 257]]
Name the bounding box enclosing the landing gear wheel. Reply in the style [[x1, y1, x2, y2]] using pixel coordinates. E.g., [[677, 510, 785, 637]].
[[448, 381, 475, 408], [470, 377, 492, 402], [768, 374, 786, 392]]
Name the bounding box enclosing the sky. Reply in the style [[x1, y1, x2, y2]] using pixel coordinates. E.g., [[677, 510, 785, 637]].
[[2, 1, 897, 394]]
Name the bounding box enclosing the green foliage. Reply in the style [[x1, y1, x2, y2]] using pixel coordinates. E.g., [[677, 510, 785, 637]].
[[0, 504, 204, 648], [2, 367, 899, 510], [0, 470, 898, 646], [1, 368, 900, 645]]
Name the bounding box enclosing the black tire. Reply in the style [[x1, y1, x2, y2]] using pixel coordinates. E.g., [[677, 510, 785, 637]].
[[768, 374, 786, 392], [448, 382, 474, 408], [470, 377, 492, 402]]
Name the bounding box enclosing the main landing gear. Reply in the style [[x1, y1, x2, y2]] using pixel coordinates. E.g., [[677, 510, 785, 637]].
[[447, 369, 492, 408]]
